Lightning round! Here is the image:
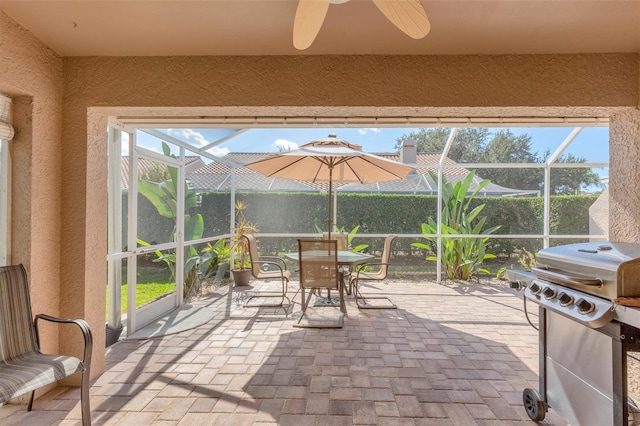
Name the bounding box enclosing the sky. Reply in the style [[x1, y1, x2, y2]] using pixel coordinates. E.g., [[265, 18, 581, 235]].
[[133, 125, 609, 190], [138, 125, 610, 164]]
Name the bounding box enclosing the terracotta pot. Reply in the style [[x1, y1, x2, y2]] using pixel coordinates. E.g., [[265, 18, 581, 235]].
[[232, 269, 251, 286]]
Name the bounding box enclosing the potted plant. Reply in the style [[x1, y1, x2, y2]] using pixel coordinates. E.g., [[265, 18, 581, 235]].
[[231, 200, 257, 286]]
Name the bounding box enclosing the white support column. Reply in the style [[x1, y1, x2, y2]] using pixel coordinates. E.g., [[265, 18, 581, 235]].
[[176, 147, 186, 306], [436, 129, 458, 283], [107, 127, 123, 329], [230, 168, 237, 268], [127, 132, 138, 335], [544, 128, 583, 248], [543, 165, 551, 248], [0, 94, 13, 266]]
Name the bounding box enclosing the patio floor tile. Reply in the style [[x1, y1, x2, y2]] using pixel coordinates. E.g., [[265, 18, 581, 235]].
[[0, 280, 570, 425]]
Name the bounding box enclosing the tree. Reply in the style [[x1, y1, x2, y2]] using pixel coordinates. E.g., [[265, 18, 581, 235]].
[[395, 128, 603, 194], [540, 151, 603, 195], [395, 128, 489, 162], [478, 130, 541, 191]]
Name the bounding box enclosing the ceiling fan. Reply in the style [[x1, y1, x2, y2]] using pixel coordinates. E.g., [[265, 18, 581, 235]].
[[293, 0, 431, 50]]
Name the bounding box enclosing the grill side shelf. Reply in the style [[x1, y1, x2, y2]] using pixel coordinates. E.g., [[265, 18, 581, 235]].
[[614, 304, 640, 329]]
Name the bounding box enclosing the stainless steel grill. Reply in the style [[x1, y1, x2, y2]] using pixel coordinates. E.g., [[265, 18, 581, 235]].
[[508, 242, 640, 426], [534, 242, 640, 300]]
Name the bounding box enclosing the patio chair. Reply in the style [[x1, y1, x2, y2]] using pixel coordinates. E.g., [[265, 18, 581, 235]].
[[349, 234, 398, 309], [321, 232, 349, 297], [242, 234, 291, 309], [294, 239, 345, 328], [0, 264, 93, 425]]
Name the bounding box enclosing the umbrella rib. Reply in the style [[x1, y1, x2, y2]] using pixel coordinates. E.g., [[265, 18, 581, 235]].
[[309, 157, 336, 183], [343, 160, 366, 184], [359, 157, 409, 179]]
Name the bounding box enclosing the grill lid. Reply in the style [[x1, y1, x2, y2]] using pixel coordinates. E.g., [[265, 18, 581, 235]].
[[534, 242, 640, 299]]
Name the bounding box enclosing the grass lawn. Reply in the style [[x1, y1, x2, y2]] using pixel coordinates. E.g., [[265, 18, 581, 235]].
[[106, 268, 175, 319]]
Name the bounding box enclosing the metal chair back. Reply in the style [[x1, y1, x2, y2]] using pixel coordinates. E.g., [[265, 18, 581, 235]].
[[243, 233, 265, 278], [350, 235, 398, 309], [241, 234, 291, 309], [294, 239, 345, 327], [298, 239, 339, 290], [363, 234, 397, 280]]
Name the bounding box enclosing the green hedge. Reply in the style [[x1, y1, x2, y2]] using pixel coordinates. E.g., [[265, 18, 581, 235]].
[[130, 191, 598, 255]]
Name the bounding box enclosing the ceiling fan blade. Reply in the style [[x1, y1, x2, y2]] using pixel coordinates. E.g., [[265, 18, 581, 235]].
[[293, 0, 331, 50], [372, 0, 431, 39]]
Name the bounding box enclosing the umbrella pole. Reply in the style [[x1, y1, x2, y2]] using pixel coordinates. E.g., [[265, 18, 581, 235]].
[[327, 166, 332, 240]]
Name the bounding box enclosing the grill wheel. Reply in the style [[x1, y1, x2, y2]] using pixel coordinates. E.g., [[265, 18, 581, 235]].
[[523, 388, 546, 421]]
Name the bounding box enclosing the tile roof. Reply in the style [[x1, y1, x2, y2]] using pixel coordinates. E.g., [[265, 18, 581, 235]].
[[120, 156, 203, 190], [121, 152, 538, 196], [193, 152, 537, 196]]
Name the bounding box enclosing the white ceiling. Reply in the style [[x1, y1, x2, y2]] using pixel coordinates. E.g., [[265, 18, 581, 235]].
[[1, 0, 639, 57]]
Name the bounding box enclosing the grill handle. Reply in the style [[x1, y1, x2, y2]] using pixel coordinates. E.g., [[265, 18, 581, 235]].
[[531, 267, 603, 288]]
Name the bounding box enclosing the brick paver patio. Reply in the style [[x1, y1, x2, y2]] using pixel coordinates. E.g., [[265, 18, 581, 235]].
[[1, 280, 567, 425]]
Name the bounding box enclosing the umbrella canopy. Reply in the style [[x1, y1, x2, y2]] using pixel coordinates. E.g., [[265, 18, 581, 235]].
[[245, 135, 413, 238]]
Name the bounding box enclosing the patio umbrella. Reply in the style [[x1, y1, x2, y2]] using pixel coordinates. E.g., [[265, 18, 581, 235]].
[[245, 135, 413, 239]]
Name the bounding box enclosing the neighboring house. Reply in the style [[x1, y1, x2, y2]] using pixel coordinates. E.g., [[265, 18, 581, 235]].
[[185, 144, 539, 197]]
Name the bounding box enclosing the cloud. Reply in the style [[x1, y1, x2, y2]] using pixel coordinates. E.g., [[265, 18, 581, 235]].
[[358, 128, 382, 135], [168, 128, 208, 147], [167, 128, 229, 157], [208, 146, 230, 157], [274, 138, 298, 151]]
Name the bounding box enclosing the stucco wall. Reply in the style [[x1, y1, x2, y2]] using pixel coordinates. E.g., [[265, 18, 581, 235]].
[[0, 11, 65, 373], [2, 6, 640, 386], [610, 109, 640, 242], [63, 54, 638, 108], [69, 53, 638, 377]]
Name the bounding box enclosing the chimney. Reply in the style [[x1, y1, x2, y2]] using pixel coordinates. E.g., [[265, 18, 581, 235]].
[[400, 139, 417, 164]]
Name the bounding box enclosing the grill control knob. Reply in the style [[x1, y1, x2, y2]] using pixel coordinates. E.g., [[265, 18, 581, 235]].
[[529, 283, 541, 295], [558, 292, 574, 307], [542, 287, 557, 300], [576, 298, 595, 315]]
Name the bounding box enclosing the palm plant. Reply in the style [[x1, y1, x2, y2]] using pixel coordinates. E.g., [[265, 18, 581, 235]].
[[232, 200, 257, 270], [412, 170, 500, 280]]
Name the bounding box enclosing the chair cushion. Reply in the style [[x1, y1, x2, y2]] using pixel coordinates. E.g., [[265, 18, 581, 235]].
[[0, 353, 84, 403]]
